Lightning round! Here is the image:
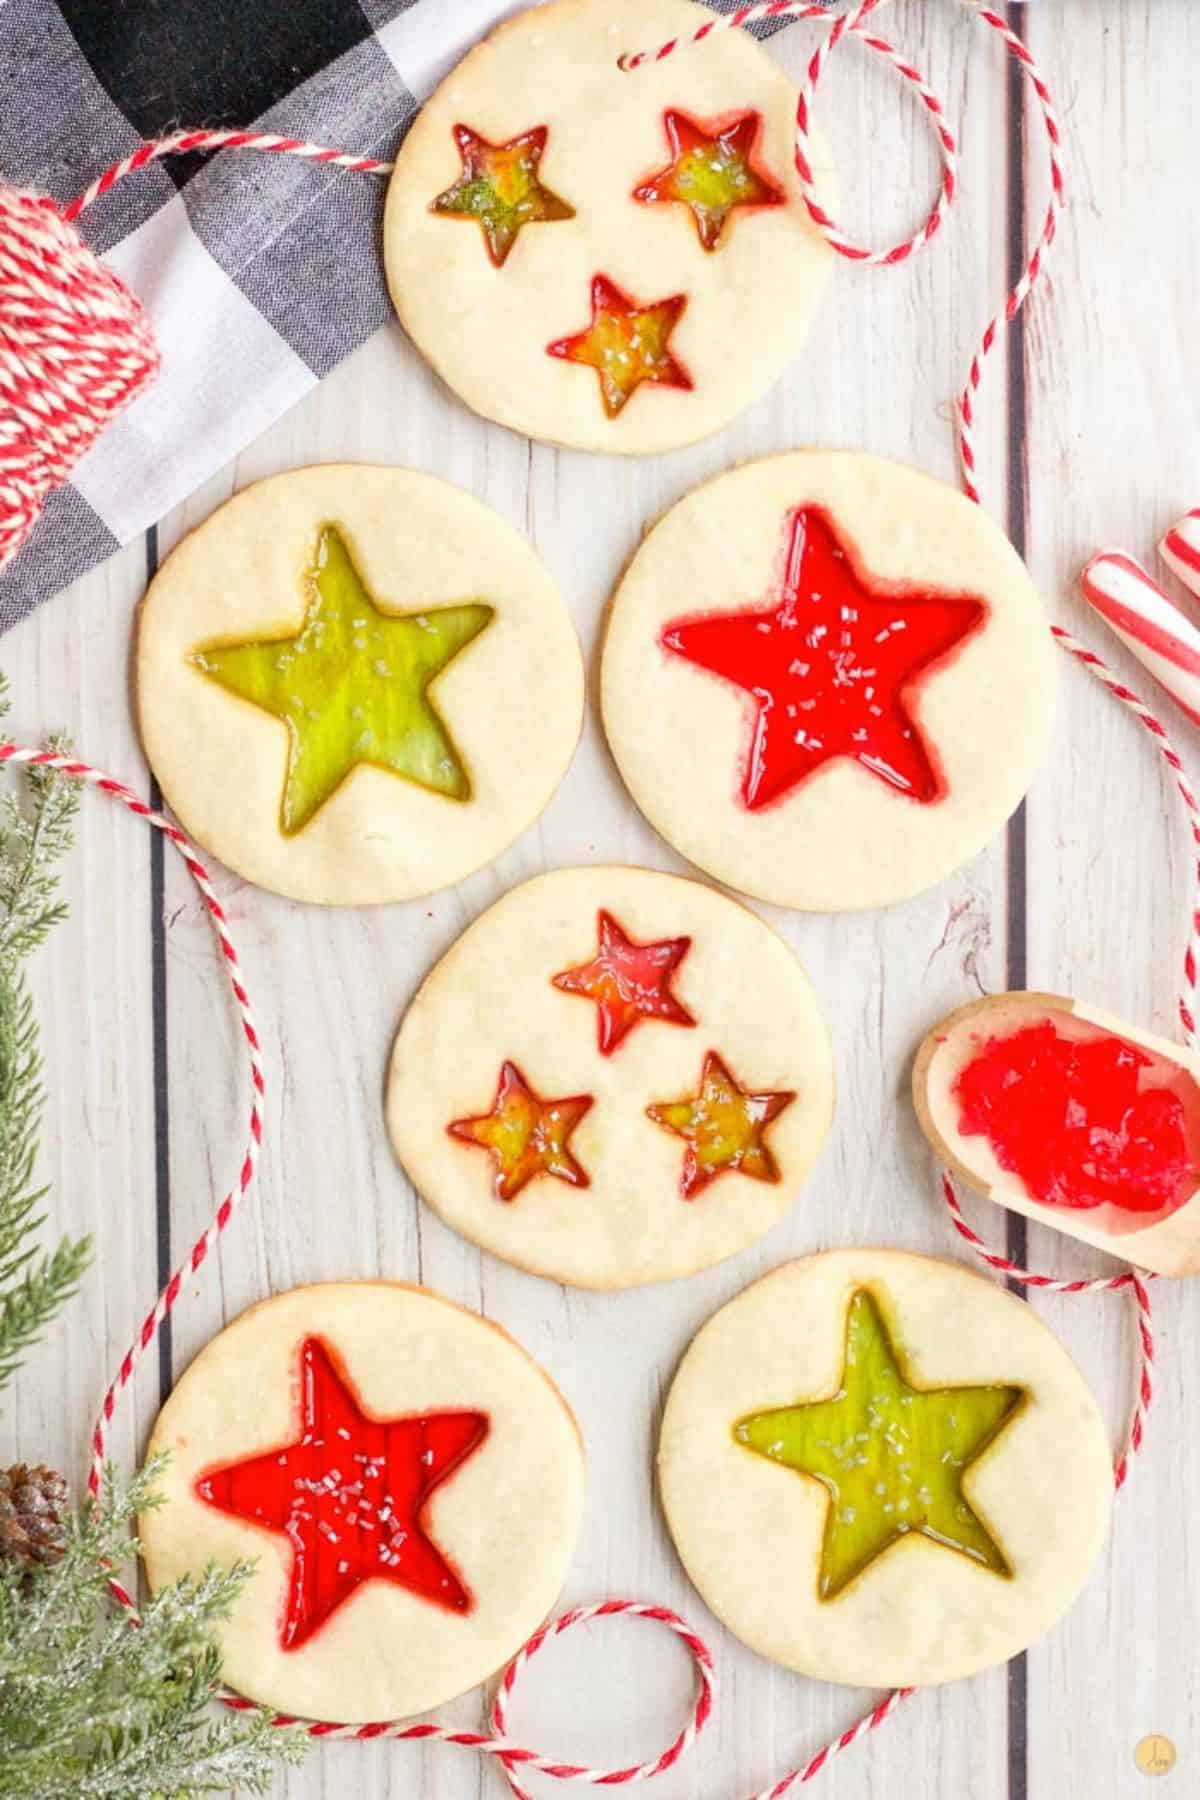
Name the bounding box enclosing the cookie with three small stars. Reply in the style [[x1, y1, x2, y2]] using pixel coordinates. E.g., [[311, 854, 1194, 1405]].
[[139, 1282, 585, 1723], [136, 465, 583, 904], [386, 866, 834, 1289], [601, 451, 1057, 911], [658, 1249, 1112, 1689], [383, 0, 835, 454]]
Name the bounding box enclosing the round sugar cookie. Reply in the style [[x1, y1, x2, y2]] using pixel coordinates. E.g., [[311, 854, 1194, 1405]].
[[658, 1249, 1112, 1689], [140, 1282, 585, 1723], [137, 465, 583, 905], [387, 865, 834, 1288], [601, 452, 1057, 911], [383, 0, 835, 454]]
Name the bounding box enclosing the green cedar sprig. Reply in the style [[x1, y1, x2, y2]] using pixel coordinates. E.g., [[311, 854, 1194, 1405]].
[[0, 680, 307, 1795], [0, 691, 88, 1394], [0, 1461, 306, 1797]]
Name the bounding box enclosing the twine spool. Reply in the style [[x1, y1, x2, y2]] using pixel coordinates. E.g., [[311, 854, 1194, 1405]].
[[0, 182, 159, 574]]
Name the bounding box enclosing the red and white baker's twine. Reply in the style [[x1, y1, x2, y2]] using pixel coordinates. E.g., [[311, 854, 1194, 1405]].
[[0, 734, 905, 1800], [617, 0, 1064, 505], [0, 744, 266, 1511], [941, 1177, 1156, 1490], [59, 129, 395, 222], [936, 616, 1200, 1496]]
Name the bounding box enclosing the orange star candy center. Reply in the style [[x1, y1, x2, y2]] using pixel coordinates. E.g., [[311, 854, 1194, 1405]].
[[647, 1050, 795, 1199], [431, 123, 575, 267], [634, 108, 784, 251], [448, 1060, 593, 1202], [546, 274, 692, 419], [552, 909, 695, 1055]]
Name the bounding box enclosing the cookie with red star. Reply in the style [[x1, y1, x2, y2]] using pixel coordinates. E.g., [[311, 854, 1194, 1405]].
[[602, 451, 1057, 911], [387, 866, 834, 1288], [659, 1250, 1113, 1688], [383, 0, 834, 454], [137, 465, 584, 905], [139, 1283, 584, 1723]]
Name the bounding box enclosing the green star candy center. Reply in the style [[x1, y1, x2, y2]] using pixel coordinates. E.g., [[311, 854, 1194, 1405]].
[[734, 1289, 1024, 1600], [191, 526, 493, 836]]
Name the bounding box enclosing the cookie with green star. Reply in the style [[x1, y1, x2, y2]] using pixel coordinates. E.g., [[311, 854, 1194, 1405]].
[[659, 1250, 1114, 1688], [137, 465, 584, 905]]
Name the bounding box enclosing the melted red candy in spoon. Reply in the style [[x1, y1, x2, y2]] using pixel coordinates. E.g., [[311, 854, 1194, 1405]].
[[953, 1017, 1200, 1217]]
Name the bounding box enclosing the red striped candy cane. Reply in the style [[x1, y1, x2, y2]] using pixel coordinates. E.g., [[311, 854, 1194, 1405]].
[[1080, 550, 1200, 730], [1161, 509, 1200, 600]]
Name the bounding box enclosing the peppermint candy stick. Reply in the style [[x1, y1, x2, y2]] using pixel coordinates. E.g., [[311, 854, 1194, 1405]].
[[1079, 550, 1200, 729], [1161, 509, 1200, 600]]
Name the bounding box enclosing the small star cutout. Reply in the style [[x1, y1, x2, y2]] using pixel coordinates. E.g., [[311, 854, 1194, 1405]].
[[634, 108, 784, 251], [646, 1050, 794, 1198], [552, 909, 695, 1055], [192, 526, 493, 835], [448, 1060, 593, 1202], [431, 122, 575, 267], [660, 506, 987, 811], [196, 1336, 487, 1650], [735, 1290, 1023, 1599], [546, 274, 692, 419]]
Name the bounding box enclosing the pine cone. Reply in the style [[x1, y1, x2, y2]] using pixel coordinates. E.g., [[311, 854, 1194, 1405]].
[[0, 1462, 69, 1569]]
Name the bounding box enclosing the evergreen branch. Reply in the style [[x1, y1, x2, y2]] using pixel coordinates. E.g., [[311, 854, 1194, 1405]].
[[0, 688, 88, 1395], [0, 1237, 91, 1391], [0, 1464, 307, 1798], [0, 691, 305, 1794]]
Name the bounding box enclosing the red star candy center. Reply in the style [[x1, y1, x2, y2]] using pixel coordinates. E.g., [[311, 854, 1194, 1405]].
[[195, 1337, 487, 1652], [448, 1060, 593, 1201], [546, 275, 692, 419], [647, 1050, 795, 1199], [660, 506, 988, 811], [634, 108, 784, 251], [551, 909, 696, 1055]]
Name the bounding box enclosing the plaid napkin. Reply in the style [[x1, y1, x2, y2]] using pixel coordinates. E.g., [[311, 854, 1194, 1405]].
[[0, 0, 827, 630]]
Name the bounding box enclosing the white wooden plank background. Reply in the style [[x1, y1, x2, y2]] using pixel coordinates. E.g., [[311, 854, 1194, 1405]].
[[4, 2, 1197, 1795]]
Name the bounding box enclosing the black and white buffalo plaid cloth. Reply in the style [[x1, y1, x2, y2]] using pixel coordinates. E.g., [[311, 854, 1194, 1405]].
[[0, 0, 829, 630]]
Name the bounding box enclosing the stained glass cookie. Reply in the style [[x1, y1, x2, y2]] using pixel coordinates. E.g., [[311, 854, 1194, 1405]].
[[139, 1282, 585, 1723], [386, 866, 834, 1288], [137, 465, 583, 904], [915, 991, 1200, 1275], [601, 451, 1057, 911], [658, 1249, 1112, 1688], [383, 0, 834, 454]]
